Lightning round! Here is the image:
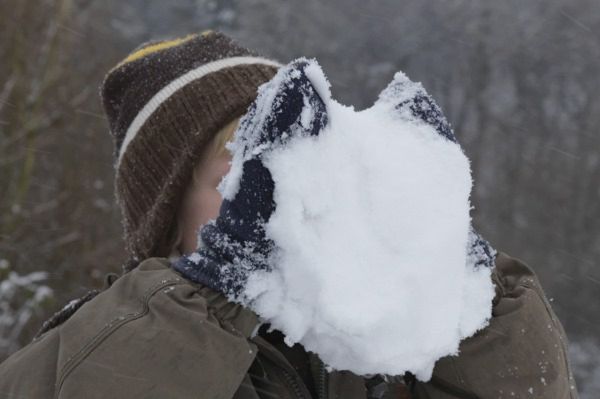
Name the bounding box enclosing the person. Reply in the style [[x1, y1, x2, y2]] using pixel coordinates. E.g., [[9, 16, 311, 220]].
[[0, 30, 578, 399]]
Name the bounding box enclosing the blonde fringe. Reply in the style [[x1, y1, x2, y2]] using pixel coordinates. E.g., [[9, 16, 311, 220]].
[[171, 116, 240, 255]]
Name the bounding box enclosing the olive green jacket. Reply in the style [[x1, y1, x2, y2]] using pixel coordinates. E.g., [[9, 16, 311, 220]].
[[0, 251, 578, 398]]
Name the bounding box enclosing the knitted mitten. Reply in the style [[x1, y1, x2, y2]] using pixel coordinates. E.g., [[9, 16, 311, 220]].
[[172, 59, 328, 297], [375, 72, 497, 269], [173, 60, 497, 301]]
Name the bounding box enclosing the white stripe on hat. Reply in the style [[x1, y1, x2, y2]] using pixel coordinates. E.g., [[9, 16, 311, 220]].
[[116, 56, 283, 168]]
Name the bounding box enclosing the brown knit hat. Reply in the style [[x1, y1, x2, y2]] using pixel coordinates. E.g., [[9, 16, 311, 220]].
[[100, 30, 282, 271]]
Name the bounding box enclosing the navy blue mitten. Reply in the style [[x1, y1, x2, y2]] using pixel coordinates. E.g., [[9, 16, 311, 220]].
[[375, 72, 497, 269], [174, 62, 496, 300], [172, 59, 328, 297]]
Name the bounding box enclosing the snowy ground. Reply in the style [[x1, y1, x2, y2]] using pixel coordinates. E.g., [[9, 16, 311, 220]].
[[569, 338, 600, 399]]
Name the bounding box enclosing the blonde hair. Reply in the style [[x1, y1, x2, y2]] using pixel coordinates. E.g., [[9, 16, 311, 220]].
[[169, 116, 241, 257], [193, 116, 240, 183]]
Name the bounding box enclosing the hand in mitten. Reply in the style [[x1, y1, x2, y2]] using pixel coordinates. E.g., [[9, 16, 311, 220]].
[[172, 59, 328, 298], [174, 60, 496, 298], [374, 72, 497, 270], [174, 58, 498, 379]]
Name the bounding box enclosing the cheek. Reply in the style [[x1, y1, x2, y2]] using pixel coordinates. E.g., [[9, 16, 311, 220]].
[[187, 187, 223, 227]]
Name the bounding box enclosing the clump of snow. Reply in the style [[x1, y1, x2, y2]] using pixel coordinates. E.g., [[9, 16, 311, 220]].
[[225, 59, 495, 380], [0, 259, 54, 357], [219, 60, 302, 200], [303, 61, 332, 104]]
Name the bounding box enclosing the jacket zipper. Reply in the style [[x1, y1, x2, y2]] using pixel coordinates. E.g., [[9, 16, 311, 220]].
[[281, 368, 309, 399], [252, 336, 314, 399], [307, 352, 329, 399], [314, 358, 328, 399], [279, 353, 329, 399]]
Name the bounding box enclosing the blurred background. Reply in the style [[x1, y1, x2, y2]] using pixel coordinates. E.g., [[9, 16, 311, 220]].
[[0, 0, 598, 395]]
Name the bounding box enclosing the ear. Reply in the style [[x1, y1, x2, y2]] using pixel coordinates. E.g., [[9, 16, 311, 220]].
[[373, 71, 457, 143], [236, 58, 330, 158]]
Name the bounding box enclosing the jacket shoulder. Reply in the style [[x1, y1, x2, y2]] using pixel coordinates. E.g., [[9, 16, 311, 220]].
[[1, 258, 260, 399], [414, 251, 578, 398], [0, 325, 61, 398], [58, 257, 259, 398]]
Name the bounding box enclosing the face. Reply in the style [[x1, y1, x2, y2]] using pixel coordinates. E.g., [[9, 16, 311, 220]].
[[179, 150, 232, 254]]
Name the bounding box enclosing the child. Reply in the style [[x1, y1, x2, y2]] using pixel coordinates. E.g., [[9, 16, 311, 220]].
[[0, 31, 578, 398]]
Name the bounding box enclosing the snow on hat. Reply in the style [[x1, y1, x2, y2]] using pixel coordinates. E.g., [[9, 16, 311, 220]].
[[100, 30, 282, 271]]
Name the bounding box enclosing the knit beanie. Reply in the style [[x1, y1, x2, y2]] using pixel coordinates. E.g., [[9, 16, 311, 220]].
[[100, 30, 282, 271]]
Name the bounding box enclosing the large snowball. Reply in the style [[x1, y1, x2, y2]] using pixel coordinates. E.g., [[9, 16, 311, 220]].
[[229, 60, 494, 380]]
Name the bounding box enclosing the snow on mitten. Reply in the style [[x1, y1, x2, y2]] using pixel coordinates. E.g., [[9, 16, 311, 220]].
[[172, 59, 328, 297], [374, 72, 497, 270], [172, 58, 498, 378]]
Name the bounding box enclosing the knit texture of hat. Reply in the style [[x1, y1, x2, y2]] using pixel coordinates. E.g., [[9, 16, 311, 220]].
[[100, 30, 282, 271]]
